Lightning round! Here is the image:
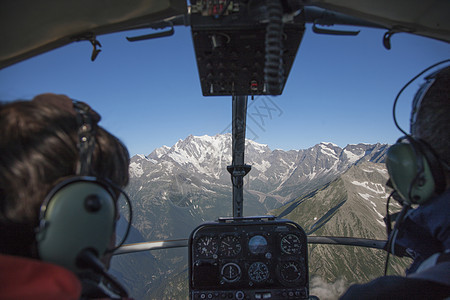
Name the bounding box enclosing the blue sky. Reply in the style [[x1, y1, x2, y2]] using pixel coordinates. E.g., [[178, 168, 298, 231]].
[[0, 25, 449, 156]]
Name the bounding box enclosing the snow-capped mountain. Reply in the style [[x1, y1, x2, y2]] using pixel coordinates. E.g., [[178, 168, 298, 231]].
[[129, 133, 389, 208]]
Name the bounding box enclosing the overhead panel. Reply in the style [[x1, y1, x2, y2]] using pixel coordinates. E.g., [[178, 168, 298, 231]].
[[190, 1, 305, 96]]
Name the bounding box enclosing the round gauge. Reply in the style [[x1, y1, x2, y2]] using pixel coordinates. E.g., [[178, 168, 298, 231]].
[[248, 262, 270, 283], [195, 236, 218, 257], [221, 262, 241, 283], [280, 234, 302, 255], [278, 261, 303, 284], [220, 235, 242, 257], [248, 235, 268, 255]]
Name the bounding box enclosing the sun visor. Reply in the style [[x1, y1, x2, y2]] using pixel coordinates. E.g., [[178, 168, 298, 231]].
[[0, 0, 187, 69]]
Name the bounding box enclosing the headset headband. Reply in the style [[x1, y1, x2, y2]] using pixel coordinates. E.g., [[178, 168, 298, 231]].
[[410, 70, 441, 134], [392, 59, 450, 137], [73, 101, 100, 176]]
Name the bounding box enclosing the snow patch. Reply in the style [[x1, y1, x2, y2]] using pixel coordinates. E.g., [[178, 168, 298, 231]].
[[344, 149, 364, 164], [320, 147, 337, 159], [258, 174, 269, 181], [201, 186, 216, 193], [253, 160, 271, 173], [373, 207, 384, 219], [376, 220, 386, 226], [358, 193, 372, 201], [149, 176, 166, 182], [307, 172, 317, 179], [358, 193, 378, 208], [351, 181, 387, 194], [129, 162, 144, 177], [377, 168, 388, 175]]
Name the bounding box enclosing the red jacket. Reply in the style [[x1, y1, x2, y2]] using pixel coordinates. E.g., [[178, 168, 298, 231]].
[[0, 254, 81, 300]]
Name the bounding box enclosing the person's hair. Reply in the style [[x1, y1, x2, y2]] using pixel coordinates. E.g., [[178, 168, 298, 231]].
[[0, 93, 130, 257], [411, 66, 450, 170]]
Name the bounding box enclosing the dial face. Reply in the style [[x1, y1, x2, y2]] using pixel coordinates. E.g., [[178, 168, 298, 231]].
[[195, 236, 218, 257], [280, 234, 302, 255], [279, 261, 303, 283], [221, 262, 241, 283], [248, 262, 269, 283], [248, 235, 268, 255], [220, 235, 242, 257]]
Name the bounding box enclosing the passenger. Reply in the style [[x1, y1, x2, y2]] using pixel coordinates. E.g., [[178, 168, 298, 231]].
[[0, 93, 131, 299], [340, 66, 450, 299]]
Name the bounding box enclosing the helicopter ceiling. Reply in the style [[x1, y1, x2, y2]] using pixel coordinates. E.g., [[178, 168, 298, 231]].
[[306, 0, 450, 44], [0, 0, 188, 69], [1, 0, 449, 71]]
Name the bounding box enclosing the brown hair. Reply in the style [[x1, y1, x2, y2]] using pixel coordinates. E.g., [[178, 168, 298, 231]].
[[0, 93, 129, 257]]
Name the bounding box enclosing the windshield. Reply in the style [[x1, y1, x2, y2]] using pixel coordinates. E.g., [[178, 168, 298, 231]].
[[1, 24, 449, 299]]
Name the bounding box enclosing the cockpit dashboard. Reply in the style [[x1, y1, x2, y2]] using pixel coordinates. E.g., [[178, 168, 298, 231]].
[[189, 216, 309, 300]]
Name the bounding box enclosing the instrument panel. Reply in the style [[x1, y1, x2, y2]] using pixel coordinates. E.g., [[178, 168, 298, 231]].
[[190, 0, 305, 96], [189, 216, 309, 299]]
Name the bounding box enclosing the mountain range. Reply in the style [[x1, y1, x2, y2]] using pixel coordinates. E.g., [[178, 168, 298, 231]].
[[111, 134, 409, 299], [129, 133, 388, 211]]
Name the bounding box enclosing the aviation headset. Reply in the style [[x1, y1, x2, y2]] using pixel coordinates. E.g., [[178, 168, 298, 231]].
[[35, 100, 131, 273], [385, 62, 449, 205], [383, 62, 449, 275]]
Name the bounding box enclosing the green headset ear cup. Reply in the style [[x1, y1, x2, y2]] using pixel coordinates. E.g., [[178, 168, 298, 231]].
[[36, 180, 116, 273], [386, 142, 435, 204]]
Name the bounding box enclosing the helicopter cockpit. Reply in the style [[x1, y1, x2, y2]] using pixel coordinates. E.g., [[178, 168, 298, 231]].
[[1, 0, 449, 299]]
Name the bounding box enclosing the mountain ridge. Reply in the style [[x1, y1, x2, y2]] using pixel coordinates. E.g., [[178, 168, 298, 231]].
[[275, 160, 410, 289], [130, 134, 390, 209]]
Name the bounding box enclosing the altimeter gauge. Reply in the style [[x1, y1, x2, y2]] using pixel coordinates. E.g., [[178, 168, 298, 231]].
[[278, 261, 303, 285], [248, 262, 269, 283], [220, 235, 242, 257], [280, 234, 302, 255], [221, 262, 241, 283], [195, 236, 219, 258]]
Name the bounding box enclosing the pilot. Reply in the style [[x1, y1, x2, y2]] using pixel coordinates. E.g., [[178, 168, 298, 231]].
[[340, 66, 450, 299], [0, 93, 131, 299]]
